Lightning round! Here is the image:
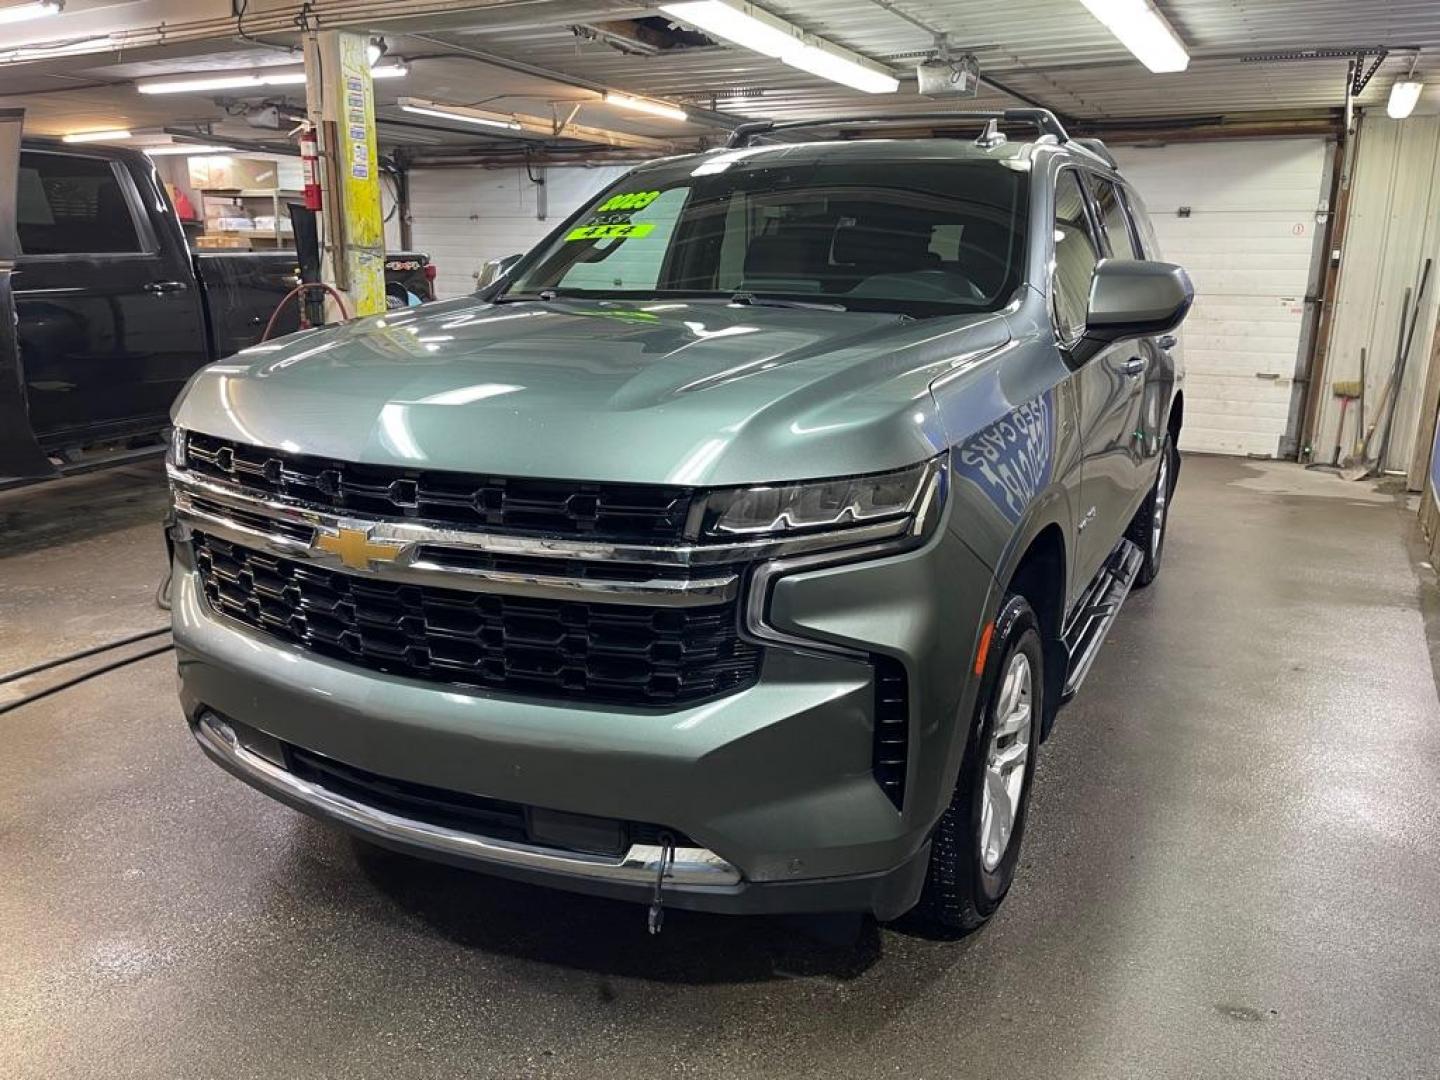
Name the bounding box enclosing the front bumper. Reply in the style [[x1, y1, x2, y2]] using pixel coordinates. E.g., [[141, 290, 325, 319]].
[[171, 507, 997, 918]]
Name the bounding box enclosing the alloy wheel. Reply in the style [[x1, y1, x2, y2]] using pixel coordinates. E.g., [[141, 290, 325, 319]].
[[979, 652, 1033, 872]]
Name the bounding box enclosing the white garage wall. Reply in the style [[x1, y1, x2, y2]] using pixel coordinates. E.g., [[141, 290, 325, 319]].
[[405, 165, 632, 299], [1113, 139, 1331, 457]]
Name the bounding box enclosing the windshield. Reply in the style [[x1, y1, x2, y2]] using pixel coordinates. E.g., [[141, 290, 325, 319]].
[[504, 157, 1029, 318]]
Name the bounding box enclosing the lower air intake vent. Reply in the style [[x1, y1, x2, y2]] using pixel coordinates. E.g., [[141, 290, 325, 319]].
[[872, 656, 909, 810]]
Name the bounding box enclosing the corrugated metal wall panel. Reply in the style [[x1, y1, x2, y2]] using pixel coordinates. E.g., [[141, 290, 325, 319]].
[[1318, 115, 1440, 477], [406, 165, 630, 298], [1114, 139, 1330, 456]]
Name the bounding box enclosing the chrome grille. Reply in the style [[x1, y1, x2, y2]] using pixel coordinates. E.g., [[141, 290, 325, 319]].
[[184, 432, 695, 541], [192, 533, 760, 707]]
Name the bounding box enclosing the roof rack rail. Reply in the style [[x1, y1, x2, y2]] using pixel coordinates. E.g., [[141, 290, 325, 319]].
[[1070, 136, 1118, 168], [725, 108, 1071, 149]]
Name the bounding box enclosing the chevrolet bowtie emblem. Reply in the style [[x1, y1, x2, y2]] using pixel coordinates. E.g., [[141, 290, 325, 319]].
[[314, 526, 404, 570]]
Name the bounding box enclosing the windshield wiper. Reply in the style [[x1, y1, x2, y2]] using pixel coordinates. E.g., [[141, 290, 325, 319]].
[[729, 291, 848, 312], [492, 287, 574, 304]]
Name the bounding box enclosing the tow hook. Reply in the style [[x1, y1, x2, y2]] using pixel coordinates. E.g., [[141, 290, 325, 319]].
[[646, 835, 676, 935]]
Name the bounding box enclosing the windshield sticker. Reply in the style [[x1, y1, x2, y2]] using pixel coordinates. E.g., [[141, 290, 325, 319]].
[[562, 189, 664, 242], [596, 190, 660, 212], [564, 221, 656, 242]]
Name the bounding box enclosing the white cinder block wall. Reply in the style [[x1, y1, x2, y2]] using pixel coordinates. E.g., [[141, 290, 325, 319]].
[[405, 165, 631, 299]]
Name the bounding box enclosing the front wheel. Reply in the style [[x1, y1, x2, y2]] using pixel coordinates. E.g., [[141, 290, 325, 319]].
[[910, 594, 1044, 933], [1129, 432, 1176, 589]]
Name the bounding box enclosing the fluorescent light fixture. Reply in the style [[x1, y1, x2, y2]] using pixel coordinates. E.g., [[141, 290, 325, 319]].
[[785, 41, 901, 94], [260, 70, 307, 86], [1387, 80, 1424, 119], [661, 1, 794, 57], [1077, 0, 1189, 73], [0, 1, 62, 26], [660, 1, 899, 94], [139, 74, 265, 95], [143, 144, 230, 156], [138, 62, 403, 95], [604, 91, 688, 121], [61, 129, 131, 143], [398, 98, 522, 131]]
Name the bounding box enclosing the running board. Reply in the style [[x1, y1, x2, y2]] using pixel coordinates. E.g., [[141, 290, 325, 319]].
[[1060, 539, 1143, 700]]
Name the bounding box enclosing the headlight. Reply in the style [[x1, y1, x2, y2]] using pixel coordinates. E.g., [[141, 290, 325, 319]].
[[698, 457, 944, 541], [166, 426, 187, 469]]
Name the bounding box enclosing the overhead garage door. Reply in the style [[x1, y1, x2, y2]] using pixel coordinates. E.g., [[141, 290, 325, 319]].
[[407, 165, 629, 300], [1113, 140, 1331, 457]]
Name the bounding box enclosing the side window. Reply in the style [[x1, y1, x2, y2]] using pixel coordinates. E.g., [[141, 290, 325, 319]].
[[1120, 184, 1161, 260], [1051, 170, 1102, 342], [17, 152, 144, 256], [1092, 176, 1143, 259], [556, 186, 689, 291]]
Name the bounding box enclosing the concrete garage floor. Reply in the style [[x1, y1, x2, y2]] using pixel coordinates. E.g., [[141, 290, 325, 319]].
[[2, 455, 1438, 1080]]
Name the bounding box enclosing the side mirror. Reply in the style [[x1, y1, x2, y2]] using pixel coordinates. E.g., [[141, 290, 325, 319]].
[[476, 253, 523, 289], [1085, 259, 1193, 344]]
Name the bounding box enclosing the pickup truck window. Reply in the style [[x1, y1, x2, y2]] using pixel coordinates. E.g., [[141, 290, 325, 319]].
[[507, 160, 1028, 318], [17, 152, 144, 256], [1051, 169, 1102, 342]]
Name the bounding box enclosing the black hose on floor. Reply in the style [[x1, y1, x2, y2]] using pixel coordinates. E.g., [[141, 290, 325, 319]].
[[0, 626, 171, 687], [0, 643, 175, 717]]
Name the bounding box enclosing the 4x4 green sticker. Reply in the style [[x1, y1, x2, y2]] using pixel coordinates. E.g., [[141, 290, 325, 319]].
[[565, 221, 656, 242]]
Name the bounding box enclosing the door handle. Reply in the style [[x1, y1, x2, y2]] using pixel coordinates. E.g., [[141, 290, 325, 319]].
[[1157, 334, 1178, 350], [144, 280, 188, 294], [1117, 356, 1146, 377]]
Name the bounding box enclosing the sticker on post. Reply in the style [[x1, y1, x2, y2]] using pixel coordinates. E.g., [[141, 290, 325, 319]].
[[565, 222, 656, 242], [352, 163, 369, 180]]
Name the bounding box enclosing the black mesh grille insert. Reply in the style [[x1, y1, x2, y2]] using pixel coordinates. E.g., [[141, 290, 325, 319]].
[[192, 533, 760, 707], [872, 656, 909, 810], [184, 432, 695, 541]]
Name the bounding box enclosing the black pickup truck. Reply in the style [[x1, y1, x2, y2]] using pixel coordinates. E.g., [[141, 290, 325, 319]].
[[0, 116, 431, 481]]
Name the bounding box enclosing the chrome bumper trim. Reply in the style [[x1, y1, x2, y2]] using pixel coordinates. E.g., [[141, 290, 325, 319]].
[[193, 713, 743, 888]]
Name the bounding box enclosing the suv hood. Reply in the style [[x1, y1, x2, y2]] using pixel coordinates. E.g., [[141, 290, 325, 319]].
[[175, 296, 1011, 486]]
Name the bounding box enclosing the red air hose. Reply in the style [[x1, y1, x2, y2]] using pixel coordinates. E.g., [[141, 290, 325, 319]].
[[261, 282, 354, 342]]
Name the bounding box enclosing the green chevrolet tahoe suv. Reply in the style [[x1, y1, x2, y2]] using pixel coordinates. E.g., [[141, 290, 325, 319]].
[[166, 110, 1191, 932]]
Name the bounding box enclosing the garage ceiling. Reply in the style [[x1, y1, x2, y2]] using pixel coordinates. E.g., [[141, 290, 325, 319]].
[[0, 0, 1436, 150]]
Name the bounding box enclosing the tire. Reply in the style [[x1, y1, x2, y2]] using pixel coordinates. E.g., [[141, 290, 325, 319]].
[[910, 594, 1044, 933], [1128, 432, 1176, 589]]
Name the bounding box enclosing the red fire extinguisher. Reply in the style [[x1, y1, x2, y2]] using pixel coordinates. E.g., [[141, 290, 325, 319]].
[[299, 123, 322, 212]]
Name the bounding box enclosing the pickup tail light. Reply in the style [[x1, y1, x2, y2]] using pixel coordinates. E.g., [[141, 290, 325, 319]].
[[423, 263, 437, 282]]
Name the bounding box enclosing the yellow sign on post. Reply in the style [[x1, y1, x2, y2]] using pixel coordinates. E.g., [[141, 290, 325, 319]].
[[314, 31, 385, 318]]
